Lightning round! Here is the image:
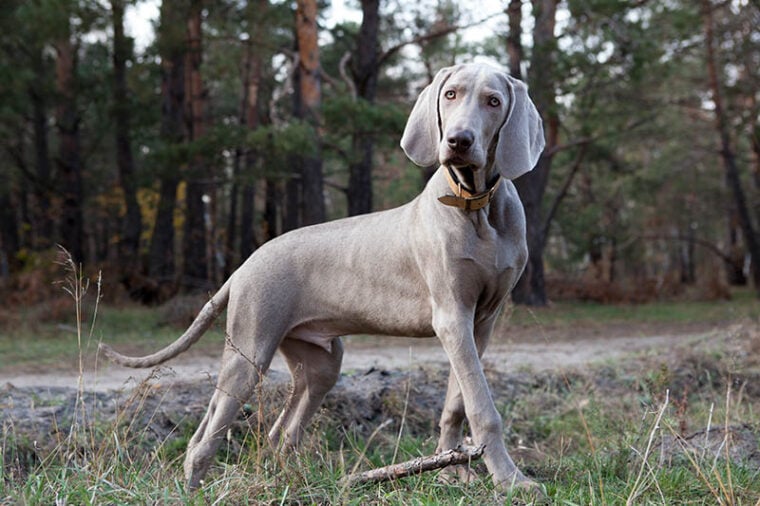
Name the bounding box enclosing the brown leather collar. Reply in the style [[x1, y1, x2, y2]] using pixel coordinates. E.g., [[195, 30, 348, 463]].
[[437, 167, 502, 211]]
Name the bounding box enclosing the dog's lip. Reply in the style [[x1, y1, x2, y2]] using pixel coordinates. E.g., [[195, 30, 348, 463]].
[[443, 158, 481, 171]]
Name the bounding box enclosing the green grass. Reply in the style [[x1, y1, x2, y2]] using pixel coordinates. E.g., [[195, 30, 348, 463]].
[[508, 287, 759, 329], [0, 303, 225, 372], [3, 347, 760, 504]]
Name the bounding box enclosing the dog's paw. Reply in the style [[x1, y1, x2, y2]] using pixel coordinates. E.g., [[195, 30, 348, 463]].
[[499, 478, 549, 505], [437, 464, 479, 486]]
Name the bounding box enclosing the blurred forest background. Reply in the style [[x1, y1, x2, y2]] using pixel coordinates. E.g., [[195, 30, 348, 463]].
[[0, 0, 758, 307]]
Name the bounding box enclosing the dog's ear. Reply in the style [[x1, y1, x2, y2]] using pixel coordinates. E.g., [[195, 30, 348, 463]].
[[400, 66, 456, 167], [496, 76, 545, 180]]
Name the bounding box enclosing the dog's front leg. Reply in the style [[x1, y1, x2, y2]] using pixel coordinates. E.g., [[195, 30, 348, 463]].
[[433, 308, 529, 490], [437, 313, 497, 453]]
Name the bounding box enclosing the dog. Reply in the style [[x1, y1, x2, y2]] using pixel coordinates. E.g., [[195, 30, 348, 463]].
[[102, 62, 545, 491]]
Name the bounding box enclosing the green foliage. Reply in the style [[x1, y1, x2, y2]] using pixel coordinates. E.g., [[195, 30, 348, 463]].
[[323, 96, 406, 141], [0, 0, 758, 295]]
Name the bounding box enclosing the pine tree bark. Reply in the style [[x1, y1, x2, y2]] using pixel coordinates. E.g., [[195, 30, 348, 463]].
[[264, 178, 280, 239], [511, 0, 559, 306], [284, 42, 303, 234], [506, 0, 523, 80], [0, 187, 19, 274], [702, 0, 760, 296], [148, 0, 187, 291], [347, 0, 380, 216], [230, 47, 260, 264], [181, 0, 210, 289], [295, 0, 325, 226], [111, 0, 142, 267], [29, 48, 54, 249], [54, 25, 85, 263], [240, 11, 264, 259]]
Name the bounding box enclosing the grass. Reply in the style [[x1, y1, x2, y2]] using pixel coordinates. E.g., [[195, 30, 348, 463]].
[[1, 259, 760, 504], [0, 300, 225, 373], [508, 287, 759, 329], [3, 346, 760, 504]]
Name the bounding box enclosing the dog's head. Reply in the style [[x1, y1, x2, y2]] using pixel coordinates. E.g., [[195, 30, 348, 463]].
[[400, 63, 545, 180]]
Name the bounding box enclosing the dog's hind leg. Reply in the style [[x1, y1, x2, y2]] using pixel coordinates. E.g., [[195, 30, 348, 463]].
[[183, 343, 275, 490], [268, 337, 344, 448]]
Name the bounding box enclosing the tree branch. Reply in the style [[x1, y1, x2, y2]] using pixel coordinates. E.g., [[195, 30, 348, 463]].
[[343, 444, 485, 486], [338, 51, 357, 99], [378, 12, 504, 68], [541, 143, 588, 244], [638, 234, 735, 266], [544, 114, 656, 158]]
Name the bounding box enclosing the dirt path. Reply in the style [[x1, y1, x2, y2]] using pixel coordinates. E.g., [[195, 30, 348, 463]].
[[1, 329, 713, 392]]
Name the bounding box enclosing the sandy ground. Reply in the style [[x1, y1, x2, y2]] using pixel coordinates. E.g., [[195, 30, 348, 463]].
[[0, 328, 713, 392]]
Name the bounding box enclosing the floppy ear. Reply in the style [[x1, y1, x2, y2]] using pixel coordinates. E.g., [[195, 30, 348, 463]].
[[400, 66, 456, 167], [496, 76, 546, 180]]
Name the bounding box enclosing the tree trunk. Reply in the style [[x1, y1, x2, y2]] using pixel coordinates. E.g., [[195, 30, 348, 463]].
[[347, 0, 380, 216], [148, 175, 180, 284], [29, 49, 53, 250], [702, 0, 760, 296], [511, 0, 559, 306], [283, 174, 301, 232], [240, 180, 255, 257], [680, 225, 696, 285], [264, 178, 280, 240], [295, 0, 325, 226], [226, 151, 241, 276], [726, 211, 747, 285], [54, 26, 85, 263], [506, 0, 523, 80], [148, 0, 187, 291], [749, 90, 760, 219], [181, 0, 210, 289], [512, 156, 552, 305], [348, 137, 374, 215], [240, 15, 264, 260], [0, 187, 19, 275], [111, 0, 142, 267], [225, 37, 258, 276], [752, 123, 760, 193]]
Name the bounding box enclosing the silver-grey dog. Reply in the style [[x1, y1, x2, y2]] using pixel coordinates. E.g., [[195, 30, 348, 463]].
[[102, 62, 545, 491]]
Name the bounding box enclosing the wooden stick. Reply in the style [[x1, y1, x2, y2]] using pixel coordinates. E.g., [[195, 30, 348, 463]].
[[343, 444, 485, 486]]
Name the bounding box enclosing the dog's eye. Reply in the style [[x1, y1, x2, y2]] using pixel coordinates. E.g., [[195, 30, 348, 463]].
[[444, 90, 456, 100], [488, 96, 501, 107]]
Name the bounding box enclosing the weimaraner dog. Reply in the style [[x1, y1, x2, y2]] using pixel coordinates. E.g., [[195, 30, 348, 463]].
[[102, 62, 545, 491]]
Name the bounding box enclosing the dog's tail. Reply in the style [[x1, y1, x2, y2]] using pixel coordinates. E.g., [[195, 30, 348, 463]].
[[100, 279, 232, 368]]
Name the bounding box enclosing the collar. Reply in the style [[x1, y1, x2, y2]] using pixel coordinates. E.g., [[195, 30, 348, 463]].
[[437, 167, 502, 211]]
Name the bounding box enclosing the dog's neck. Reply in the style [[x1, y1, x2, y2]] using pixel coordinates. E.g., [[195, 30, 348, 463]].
[[437, 165, 502, 212]]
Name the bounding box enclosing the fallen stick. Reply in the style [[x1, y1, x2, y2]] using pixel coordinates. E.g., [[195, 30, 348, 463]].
[[343, 444, 485, 486]]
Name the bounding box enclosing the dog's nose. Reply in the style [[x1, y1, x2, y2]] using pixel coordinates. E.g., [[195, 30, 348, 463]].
[[447, 130, 474, 153]]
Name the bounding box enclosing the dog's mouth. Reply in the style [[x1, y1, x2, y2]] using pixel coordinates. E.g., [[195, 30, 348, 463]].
[[443, 157, 480, 172]]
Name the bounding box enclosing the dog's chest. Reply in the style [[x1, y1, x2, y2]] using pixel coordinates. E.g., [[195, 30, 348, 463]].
[[455, 215, 522, 273]]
